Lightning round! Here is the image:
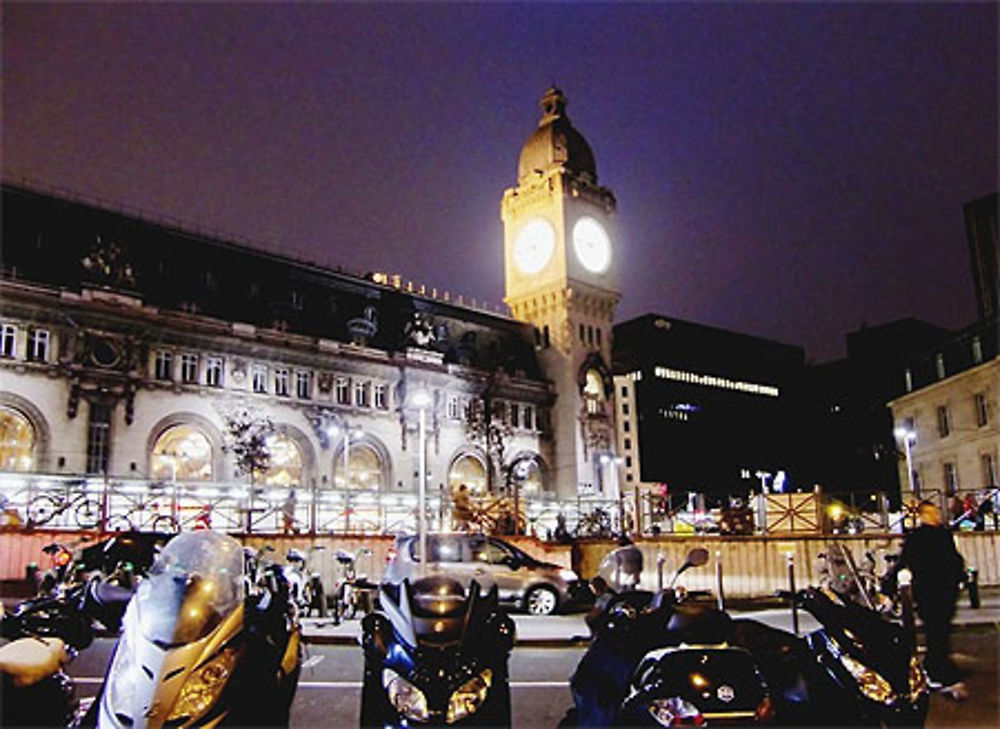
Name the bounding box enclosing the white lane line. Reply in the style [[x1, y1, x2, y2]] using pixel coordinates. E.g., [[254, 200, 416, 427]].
[[73, 678, 568, 689]]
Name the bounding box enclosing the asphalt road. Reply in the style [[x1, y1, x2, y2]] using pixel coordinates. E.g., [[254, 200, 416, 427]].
[[68, 629, 998, 727]]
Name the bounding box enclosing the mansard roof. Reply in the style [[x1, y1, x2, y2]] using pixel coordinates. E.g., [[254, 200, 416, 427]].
[[1, 182, 542, 380]]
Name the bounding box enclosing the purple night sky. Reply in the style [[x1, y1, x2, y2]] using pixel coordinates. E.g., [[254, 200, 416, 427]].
[[4, 2, 996, 362]]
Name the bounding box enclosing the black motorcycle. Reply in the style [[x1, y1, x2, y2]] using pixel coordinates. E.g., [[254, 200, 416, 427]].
[[360, 576, 515, 727], [568, 548, 775, 727], [0, 634, 79, 727]]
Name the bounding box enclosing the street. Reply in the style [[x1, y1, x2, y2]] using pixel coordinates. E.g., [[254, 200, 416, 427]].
[[68, 628, 999, 727]]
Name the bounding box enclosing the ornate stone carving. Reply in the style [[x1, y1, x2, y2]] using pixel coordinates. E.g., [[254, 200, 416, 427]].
[[81, 235, 136, 288]]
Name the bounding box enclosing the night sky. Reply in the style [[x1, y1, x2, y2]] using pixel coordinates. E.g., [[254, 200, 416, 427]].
[[4, 2, 997, 362]]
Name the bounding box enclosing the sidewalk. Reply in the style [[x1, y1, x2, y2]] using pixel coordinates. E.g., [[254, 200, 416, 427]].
[[300, 587, 1000, 646]]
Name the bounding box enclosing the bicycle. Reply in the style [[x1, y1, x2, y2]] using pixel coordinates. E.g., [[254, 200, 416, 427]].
[[27, 481, 102, 529], [104, 483, 178, 532]]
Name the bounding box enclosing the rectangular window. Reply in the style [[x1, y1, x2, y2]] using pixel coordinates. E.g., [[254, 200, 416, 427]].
[[936, 405, 950, 438], [596, 328, 602, 348], [972, 336, 983, 364], [626, 473, 634, 482], [623, 421, 630, 433], [180, 353, 198, 383], [935, 352, 946, 380], [252, 365, 268, 393], [205, 356, 224, 387], [28, 329, 50, 361], [943, 462, 959, 493], [523, 405, 533, 430], [975, 392, 988, 427], [1, 324, 16, 357], [354, 379, 369, 407], [579, 323, 585, 343], [904, 368, 913, 393], [510, 403, 519, 428], [155, 351, 174, 381], [374, 383, 388, 410], [296, 371, 312, 400], [86, 402, 112, 475], [982, 453, 997, 486], [274, 367, 290, 396], [622, 403, 630, 415], [625, 455, 633, 468], [624, 437, 632, 451], [447, 396, 460, 420], [336, 377, 350, 405], [621, 385, 628, 398]]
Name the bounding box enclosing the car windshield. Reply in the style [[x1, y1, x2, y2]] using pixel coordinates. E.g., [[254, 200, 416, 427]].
[[136, 531, 244, 646]]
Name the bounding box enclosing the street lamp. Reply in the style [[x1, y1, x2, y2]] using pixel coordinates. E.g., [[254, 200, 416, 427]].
[[894, 427, 917, 496], [411, 388, 432, 574]]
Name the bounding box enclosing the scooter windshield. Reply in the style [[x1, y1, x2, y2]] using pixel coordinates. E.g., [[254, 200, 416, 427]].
[[135, 531, 244, 646]]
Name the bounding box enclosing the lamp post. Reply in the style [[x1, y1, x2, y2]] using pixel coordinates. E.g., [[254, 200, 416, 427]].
[[894, 427, 917, 496], [327, 420, 362, 531], [411, 388, 432, 575]]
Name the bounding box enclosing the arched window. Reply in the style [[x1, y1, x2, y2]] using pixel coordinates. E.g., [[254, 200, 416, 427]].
[[150, 425, 213, 481], [334, 442, 384, 490], [449, 454, 488, 495], [261, 434, 303, 486], [0, 407, 35, 472]]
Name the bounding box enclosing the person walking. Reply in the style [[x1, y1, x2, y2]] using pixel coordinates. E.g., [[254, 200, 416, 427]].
[[895, 503, 968, 699]]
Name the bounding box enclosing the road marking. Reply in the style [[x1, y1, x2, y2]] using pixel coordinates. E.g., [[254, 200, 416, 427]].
[[73, 677, 569, 689]]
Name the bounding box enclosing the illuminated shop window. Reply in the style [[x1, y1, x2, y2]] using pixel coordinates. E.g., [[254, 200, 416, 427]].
[[448, 454, 487, 496], [150, 425, 213, 481], [261, 434, 303, 486], [334, 442, 383, 489], [0, 407, 35, 472]]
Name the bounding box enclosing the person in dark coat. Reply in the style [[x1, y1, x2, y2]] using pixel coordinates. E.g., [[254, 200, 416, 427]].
[[896, 503, 967, 699]]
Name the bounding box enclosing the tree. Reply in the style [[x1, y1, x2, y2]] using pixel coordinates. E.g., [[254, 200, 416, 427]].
[[464, 374, 514, 497], [222, 406, 275, 482]]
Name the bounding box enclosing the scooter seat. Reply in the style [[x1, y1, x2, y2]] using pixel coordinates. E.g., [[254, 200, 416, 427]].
[[0, 637, 65, 687]]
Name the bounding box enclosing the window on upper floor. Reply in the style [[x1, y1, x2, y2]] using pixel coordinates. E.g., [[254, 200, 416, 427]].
[[252, 365, 268, 393], [975, 392, 989, 427], [290, 290, 304, 310], [274, 367, 290, 397], [982, 453, 997, 487], [510, 403, 519, 428], [936, 405, 950, 438], [935, 353, 946, 380], [523, 405, 534, 430], [624, 437, 632, 451], [447, 395, 460, 420], [972, 336, 984, 365], [623, 421, 630, 433], [336, 377, 350, 405], [904, 368, 913, 393], [622, 403, 630, 415], [579, 323, 585, 344], [596, 328, 602, 348], [180, 353, 198, 383], [354, 379, 369, 407], [374, 383, 388, 410], [296, 371, 312, 400], [1, 324, 16, 358], [205, 356, 224, 387], [27, 329, 49, 361], [154, 351, 174, 381]]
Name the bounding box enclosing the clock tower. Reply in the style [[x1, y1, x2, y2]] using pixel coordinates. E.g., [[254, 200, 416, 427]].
[[502, 87, 622, 501]]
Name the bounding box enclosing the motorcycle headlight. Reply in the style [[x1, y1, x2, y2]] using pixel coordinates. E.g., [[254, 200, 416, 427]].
[[383, 668, 429, 722], [839, 653, 895, 704], [648, 696, 705, 727], [167, 646, 239, 722], [908, 655, 928, 699], [446, 668, 492, 724]]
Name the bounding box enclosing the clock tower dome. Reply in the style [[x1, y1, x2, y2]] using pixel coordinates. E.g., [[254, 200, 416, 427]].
[[502, 87, 622, 501]]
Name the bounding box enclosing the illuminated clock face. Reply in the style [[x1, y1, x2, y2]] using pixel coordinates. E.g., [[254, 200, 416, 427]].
[[572, 217, 611, 273], [513, 218, 555, 274]]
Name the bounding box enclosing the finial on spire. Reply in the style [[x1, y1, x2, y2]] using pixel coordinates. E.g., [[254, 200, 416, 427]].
[[539, 86, 567, 123]]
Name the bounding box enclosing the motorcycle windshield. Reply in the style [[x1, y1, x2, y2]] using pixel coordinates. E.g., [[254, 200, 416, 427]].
[[135, 531, 244, 646]]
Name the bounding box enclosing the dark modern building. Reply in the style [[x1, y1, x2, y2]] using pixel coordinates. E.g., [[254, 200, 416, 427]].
[[964, 192, 999, 322], [612, 314, 807, 497]]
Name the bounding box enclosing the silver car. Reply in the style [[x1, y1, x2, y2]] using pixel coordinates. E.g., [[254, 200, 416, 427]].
[[382, 533, 584, 615]]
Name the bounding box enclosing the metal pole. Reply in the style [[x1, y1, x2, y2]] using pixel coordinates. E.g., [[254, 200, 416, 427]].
[[715, 550, 725, 610], [657, 552, 665, 592], [903, 435, 915, 496], [787, 554, 799, 636], [418, 405, 427, 576]]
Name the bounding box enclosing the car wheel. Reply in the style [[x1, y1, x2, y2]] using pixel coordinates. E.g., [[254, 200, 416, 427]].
[[524, 585, 558, 616]]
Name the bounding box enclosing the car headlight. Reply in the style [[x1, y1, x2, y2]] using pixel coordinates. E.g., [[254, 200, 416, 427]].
[[648, 696, 705, 727], [446, 668, 492, 724], [839, 653, 895, 704], [383, 668, 429, 722], [558, 569, 578, 582], [167, 646, 239, 722], [908, 655, 928, 699]]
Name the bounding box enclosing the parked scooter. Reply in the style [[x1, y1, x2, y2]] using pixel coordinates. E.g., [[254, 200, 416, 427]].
[[568, 548, 775, 726], [285, 546, 328, 618], [93, 531, 301, 728], [333, 548, 377, 622], [359, 576, 515, 727]]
